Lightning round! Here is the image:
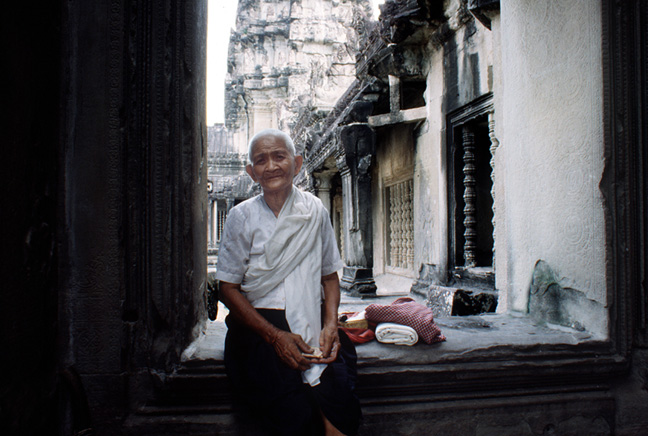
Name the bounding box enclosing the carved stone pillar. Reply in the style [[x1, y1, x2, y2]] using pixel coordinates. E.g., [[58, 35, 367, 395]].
[[336, 124, 377, 296], [314, 171, 334, 214]]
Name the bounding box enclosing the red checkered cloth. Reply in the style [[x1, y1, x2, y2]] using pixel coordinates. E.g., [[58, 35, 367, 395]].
[[364, 297, 446, 344]]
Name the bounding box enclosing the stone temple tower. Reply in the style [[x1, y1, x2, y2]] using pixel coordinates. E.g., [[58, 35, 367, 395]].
[[225, 0, 373, 154]]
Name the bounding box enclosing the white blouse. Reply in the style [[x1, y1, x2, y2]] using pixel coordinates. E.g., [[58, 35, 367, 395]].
[[215, 192, 343, 309]]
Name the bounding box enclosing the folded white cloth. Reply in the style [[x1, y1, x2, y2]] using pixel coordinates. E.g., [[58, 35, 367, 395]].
[[375, 322, 419, 346]]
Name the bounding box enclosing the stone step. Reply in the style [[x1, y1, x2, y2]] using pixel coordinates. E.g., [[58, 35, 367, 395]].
[[147, 360, 232, 408]]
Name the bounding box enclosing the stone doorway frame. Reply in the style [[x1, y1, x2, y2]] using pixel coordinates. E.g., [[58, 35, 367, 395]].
[[69, 0, 645, 429]]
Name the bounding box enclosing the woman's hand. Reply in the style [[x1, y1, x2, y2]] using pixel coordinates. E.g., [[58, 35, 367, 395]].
[[220, 281, 315, 371], [312, 323, 340, 364], [270, 329, 314, 371], [316, 271, 342, 365]]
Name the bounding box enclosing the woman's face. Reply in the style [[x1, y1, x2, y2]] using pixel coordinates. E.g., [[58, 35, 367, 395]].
[[246, 135, 303, 197]]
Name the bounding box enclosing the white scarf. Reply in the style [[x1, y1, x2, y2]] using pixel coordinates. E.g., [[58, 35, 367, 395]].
[[242, 187, 327, 386]]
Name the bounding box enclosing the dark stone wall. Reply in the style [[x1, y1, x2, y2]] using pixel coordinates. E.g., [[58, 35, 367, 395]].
[[58, 2, 126, 430], [2, 1, 208, 435], [59, 1, 208, 431], [1, 2, 62, 435]]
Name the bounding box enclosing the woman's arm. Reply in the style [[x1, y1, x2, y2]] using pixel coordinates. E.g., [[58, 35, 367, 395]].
[[219, 281, 314, 371], [317, 271, 341, 363]]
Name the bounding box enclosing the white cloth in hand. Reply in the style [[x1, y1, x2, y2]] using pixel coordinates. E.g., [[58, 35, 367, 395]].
[[375, 322, 419, 346]]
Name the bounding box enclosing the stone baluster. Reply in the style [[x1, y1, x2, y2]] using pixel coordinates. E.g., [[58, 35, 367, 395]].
[[393, 183, 402, 267], [389, 185, 396, 265], [400, 183, 407, 267], [463, 126, 477, 268], [406, 178, 414, 269], [488, 112, 499, 269], [217, 207, 226, 242], [398, 183, 405, 267], [209, 199, 216, 247]]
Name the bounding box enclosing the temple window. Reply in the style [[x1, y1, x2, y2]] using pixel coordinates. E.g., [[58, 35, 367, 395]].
[[447, 95, 495, 284], [385, 178, 414, 271]]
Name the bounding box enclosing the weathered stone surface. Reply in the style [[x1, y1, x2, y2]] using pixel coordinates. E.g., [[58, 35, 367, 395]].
[[410, 263, 447, 294], [425, 285, 455, 316], [421, 284, 497, 317], [449, 266, 495, 290], [528, 260, 606, 337], [412, 264, 497, 316], [499, 0, 607, 317]]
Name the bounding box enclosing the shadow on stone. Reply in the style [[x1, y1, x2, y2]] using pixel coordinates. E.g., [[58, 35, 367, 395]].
[[451, 289, 497, 316]]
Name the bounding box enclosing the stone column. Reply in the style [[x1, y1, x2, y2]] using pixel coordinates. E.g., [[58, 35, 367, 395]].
[[314, 171, 334, 214], [210, 199, 217, 247], [336, 124, 377, 296]]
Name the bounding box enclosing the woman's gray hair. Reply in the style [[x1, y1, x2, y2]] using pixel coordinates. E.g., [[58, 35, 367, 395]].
[[247, 129, 296, 163]]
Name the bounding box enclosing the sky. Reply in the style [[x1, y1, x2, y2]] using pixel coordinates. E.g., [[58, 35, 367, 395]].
[[206, 0, 385, 126]]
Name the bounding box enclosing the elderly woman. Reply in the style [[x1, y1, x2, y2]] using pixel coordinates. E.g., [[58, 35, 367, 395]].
[[216, 129, 361, 435]]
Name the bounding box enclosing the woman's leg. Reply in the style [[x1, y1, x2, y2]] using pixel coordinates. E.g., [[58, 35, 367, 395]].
[[312, 330, 361, 436]]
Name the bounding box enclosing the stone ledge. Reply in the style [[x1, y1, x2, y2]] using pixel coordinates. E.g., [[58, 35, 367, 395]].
[[187, 302, 601, 368], [355, 312, 597, 367]]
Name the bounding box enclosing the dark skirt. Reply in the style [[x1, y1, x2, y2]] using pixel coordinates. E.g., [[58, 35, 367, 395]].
[[224, 309, 361, 436]]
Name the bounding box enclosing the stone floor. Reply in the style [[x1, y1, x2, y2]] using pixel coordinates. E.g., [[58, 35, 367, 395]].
[[183, 273, 596, 365]]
